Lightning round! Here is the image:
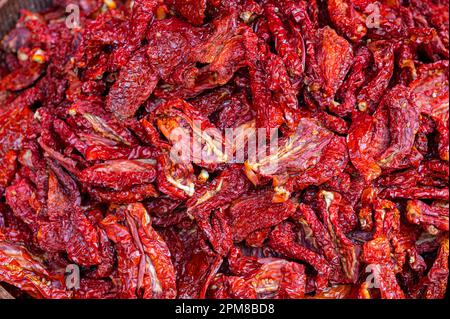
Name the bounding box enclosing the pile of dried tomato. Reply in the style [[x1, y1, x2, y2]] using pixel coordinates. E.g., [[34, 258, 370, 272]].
[[0, 0, 448, 299]]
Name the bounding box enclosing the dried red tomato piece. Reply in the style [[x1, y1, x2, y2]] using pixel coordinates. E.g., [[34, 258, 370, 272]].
[[316, 191, 359, 283], [360, 237, 406, 299], [244, 29, 299, 130], [334, 46, 371, 117], [80, 159, 157, 190], [0, 60, 44, 91], [307, 26, 354, 104], [0, 101, 36, 157], [187, 166, 250, 255], [380, 186, 449, 201], [295, 203, 343, 273], [264, 3, 305, 80], [89, 183, 159, 204], [0, 241, 71, 299], [245, 227, 271, 247], [269, 221, 335, 290], [422, 237, 449, 299], [357, 41, 395, 113], [409, 61, 449, 161], [406, 200, 449, 232], [375, 85, 419, 169], [0, 203, 32, 244], [245, 118, 348, 200], [5, 179, 42, 228], [347, 110, 382, 182], [210, 91, 254, 129], [100, 213, 142, 298], [209, 259, 306, 299], [327, 0, 367, 43], [85, 210, 115, 279], [0, 150, 17, 195], [85, 144, 159, 161], [173, 0, 207, 26], [73, 278, 117, 299], [67, 99, 140, 147], [228, 190, 296, 242], [67, 210, 102, 266], [101, 203, 177, 298], [126, 203, 177, 298], [160, 225, 222, 298], [150, 98, 227, 169], [106, 47, 159, 119], [146, 17, 203, 82]]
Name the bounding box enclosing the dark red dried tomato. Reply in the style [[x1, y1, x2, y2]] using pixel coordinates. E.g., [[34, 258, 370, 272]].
[[0, 0, 448, 300]]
